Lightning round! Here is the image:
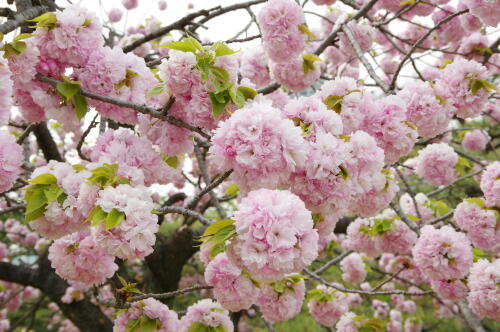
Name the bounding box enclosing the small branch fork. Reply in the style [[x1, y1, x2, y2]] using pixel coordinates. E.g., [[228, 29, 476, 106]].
[[35, 74, 211, 140]]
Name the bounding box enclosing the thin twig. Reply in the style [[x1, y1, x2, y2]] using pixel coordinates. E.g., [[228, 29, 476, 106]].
[[130, 285, 212, 302], [342, 24, 390, 93], [76, 114, 99, 162], [304, 269, 432, 296], [389, 9, 469, 91], [314, 250, 353, 275], [155, 205, 212, 225]]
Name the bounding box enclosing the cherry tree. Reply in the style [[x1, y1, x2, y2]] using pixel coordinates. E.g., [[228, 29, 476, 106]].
[[0, 0, 499, 331]]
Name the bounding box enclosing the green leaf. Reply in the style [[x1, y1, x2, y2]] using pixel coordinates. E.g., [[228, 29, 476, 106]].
[[229, 85, 245, 108], [298, 24, 316, 39], [86, 163, 120, 188], [115, 69, 139, 90], [162, 36, 204, 53], [198, 57, 212, 82], [302, 54, 321, 75], [202, 219, 235, 238], [469, 79, 497, 95], [209, 92, 229, 117], [72, 164, 86, 172], [139, 316, 161, 332], [210, 41, 237, 57], [472, 248, 488, 262], [24, 187, 48, 213], [25, 207, 46, 223], [13, 33, 33, 42], [105, 208, 125, 230], [43, 185, 65, 203], [188, 322, 227, 332], [85, 205, 107, 226], [29, 12, 57, 29], [471, 45, 493, 55], [455, 156, 472, 176], [338, 165, 349, 180], [323, 95, 343, 113], [146, 84, 165, 99], [73, 94, 88, 120], [237, 86, 257, 100], [464, 197, 485, 209], [29, 173, 57, 185], [400, 0, 415, 5], [371, 218, 394, 236], [224, 184, 239, 197], [161, 155, 179, 168], [56, 82, 81, 101], [1, 41, 27, 58], [125, 318, 141, 332]]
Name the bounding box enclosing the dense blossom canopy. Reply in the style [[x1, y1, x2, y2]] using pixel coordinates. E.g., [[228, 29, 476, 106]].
[[0, 0, 499, 331]]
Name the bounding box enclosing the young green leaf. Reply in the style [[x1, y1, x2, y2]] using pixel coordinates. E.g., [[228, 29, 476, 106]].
[[146, 84, 165, 99], [73, 94, 88, 120], [56, 82, 81, 101], [106, 208, 126, 230], [210, 41, 237, 57], [29, 173, 57, 185]]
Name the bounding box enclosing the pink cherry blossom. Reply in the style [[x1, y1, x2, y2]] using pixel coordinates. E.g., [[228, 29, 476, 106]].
[[412, 225, 473, 280], [228, 189, 318, 282], [48, 231, 118, 285]]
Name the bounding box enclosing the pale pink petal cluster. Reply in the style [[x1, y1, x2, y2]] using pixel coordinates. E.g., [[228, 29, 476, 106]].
[[76, 46, 157, 124], [209, 100, 307, 192], [28, 161, 89, 239], [0, 58, 12, 125], [467, 259, 500, 320], [240, 46, 271, 88], [48, 231, 118, 285], [257, 277, 305, 322], [345, 217, 380, 257], [257, 0, 306, 63], [290, 132, 353, 215], [340, 253, 366, 284], [412, 225, 473, 280], [308, 285, 349, 326], [335, 311, 359, 332], [480, 162, 500, 207], [360, 95, 417, 164], [204, 253, 259, 312], [349, 170, 399, 217], [90, 128, 180, 186], [462, 0, 500, 26], [179, 299, 233, 332], [93, 184, 158, 260], [108, 8, 123, 23], [228, 189, 318, 282], [113, 298, 180, 332], [399, 193, 434, 223], [271, 56, 321, 92], [0, 131, 23, 193], [454, 199, 500, 253], [33, 5, 103, 67], [462, 129, 490, 151], [415, 143, 458, 186], [374, 219, 417, 255], [436, 58, 492, 119], [397, 81, 454, 138], [429, 279, 468, 301]]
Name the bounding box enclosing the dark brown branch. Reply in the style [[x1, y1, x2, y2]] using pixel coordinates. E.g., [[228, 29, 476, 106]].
[[32, 122, 64, 162], [35, 74, 211, 140], [0, 5, 50, 34]]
